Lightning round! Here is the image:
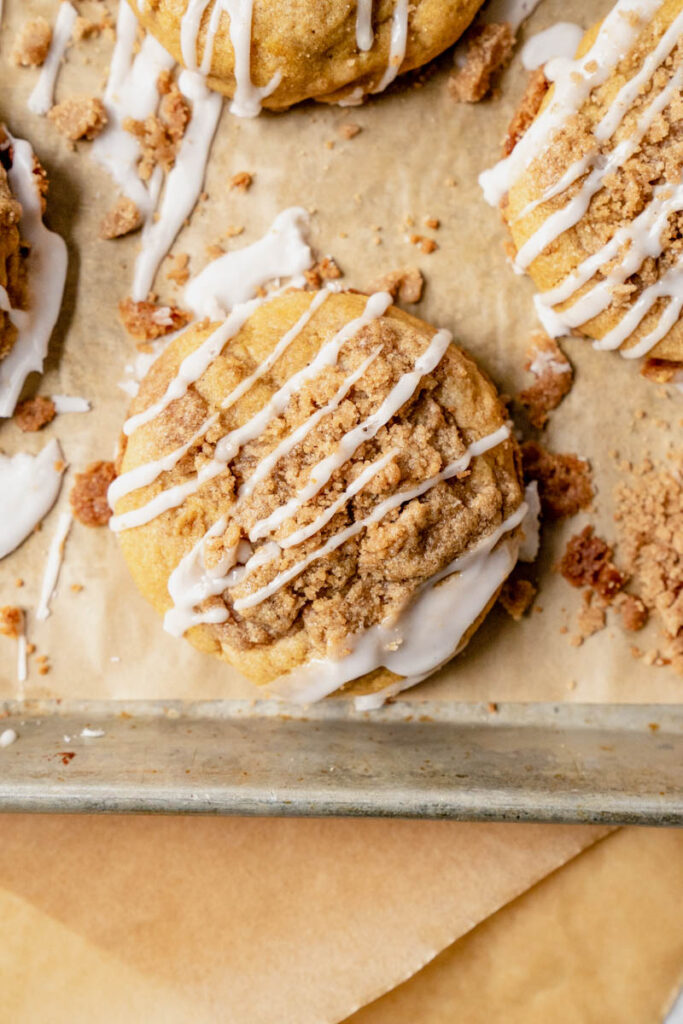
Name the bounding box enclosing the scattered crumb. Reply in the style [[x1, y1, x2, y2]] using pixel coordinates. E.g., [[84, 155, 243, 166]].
[[370, 267, 424, 304], [617, 593, 648, 632], [338, 122, 361, 139], [229, 171, 253, 192], [11, 17, 51, 67], [517, 331, 573, 429], [557, 527, 625, 602], [521, 442, 593, 519], [205, 243, 224, 261], [449, 23, 515, 103], [48, 97, 108, 141], [304, 257, 343, 290], [15, 579, 23, 588], [614, 457, 683, 673], [166, 251, 190, 285], [409, 234, 438, 254], [14, 395, 56, 432], [118, 298, 191, 342], [124, 75, 191, 180], [503, 68, 549, 156], [223, 225, 244, 239], [576, 590, 607, 639], [423, 217, 440, 230], [487, 702, 498, 713], [0, 606, 23, 639], [70, 583, 84, 594], [73, 15, 104, 42], [69, 461, 116, 527], [99, 197, 142, 240], [499, 574, 537, 620]]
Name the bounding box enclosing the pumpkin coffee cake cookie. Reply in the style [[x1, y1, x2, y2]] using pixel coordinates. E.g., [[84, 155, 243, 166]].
[[111, 289, 526, 704], [128, 0, 484, 113], [481, 0, 683, 373]]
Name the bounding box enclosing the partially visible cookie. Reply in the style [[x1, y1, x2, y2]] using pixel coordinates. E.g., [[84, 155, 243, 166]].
[[129, 0, 484, 113], [482, 0, 683, 368], [112, 289, 525, 703], [0, 147, 27, 364]]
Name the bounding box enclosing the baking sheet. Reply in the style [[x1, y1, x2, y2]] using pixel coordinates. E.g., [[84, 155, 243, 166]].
[[0, 0, 680, 703]]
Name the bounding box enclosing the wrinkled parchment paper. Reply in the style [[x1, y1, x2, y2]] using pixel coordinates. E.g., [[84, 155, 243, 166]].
[[0, 814, 606, 1024], [0, 0, 680, 703]]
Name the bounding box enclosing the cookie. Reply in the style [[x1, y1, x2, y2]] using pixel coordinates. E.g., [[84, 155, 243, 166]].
[[0, 127, 67, 416], [481, 0, 683, 367], [111, 288, 525, 703], [128, 0, 484, 113]]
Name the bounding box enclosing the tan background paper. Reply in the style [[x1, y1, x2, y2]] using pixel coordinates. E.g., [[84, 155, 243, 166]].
[[0, 0, 680, 702], [0, 816, 605, 1024]]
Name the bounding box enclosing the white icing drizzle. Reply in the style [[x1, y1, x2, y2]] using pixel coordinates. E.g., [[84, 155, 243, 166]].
[[35, 510, 73, 622], [518, 481, 540, 562], [373, 0, 409, 93], [0, 133, 68, 417], [179, 0, 281, 116], [248, 327, 453, 542], [51, 395, 91, 413], [112, 291, 388, 530], [132, 70, 223, 300], [27, 1, 77, 116], [185, 207, 313, 319], [481, 0, 683, 360], [356, 0, 374, 51], [266, 501, 526, 705], [0, 729, 17, 748], [234, 424, 509, 611], [521, 23, 583, 71], [0, 440, 65, 560], [92, 4, 175, 219]]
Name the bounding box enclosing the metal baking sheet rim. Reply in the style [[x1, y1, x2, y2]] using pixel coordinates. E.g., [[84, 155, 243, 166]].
[[0, 698, 681, 825]]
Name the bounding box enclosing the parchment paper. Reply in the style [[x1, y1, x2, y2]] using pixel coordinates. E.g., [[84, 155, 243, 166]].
[[348, 826, 683, 1024], [0, 814, 606, 1024], [0, 0, 680, 703]]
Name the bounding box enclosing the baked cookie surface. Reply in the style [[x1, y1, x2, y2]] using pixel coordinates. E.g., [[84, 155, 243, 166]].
[[128, 0, 483, 112], [0, 145, 27, 365], [483, 0, 683, 367], [112, 289, 524, 702]]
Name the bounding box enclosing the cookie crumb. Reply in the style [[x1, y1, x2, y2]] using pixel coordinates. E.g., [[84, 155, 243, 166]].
[[503, 68, 549, 156], [370, 267, 424, 304], [124, 76, 191, 180], [521, 442, 593, 519], [557, 526, 625, 602], [48, 97, 108, 141], [118, 298, 191, 341], [517, 332, 573, 428], [166, 252, 190, 285], [449, 23, 515, 103], [99, 197, 143, 240], [640, 358, 682, 384], [499, 574, 537, 620], [69, 461, 116, 527], [229, 171, 253, 192], [617, 593, 648, 632], [304, 257, 343, 290], [14, 395, 56, 432], [338, 122, 361, 139], [11, 17, 52, 67], [0, 606, 23, 639]]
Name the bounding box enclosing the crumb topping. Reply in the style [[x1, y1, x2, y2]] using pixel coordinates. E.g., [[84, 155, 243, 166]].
[[0, 606, 23, 639], [99, 197, 143, 240], [449, 23, 515, 104], [48, 97, 108, 141], [14, 395, 56, 432], [11, 17, 52, 67], [499, 573, 537, 620], [521, 441, 593, 519], [517, 331, 573, 429], [118, 298, 191, 342], [70, 461, 116, 527], [370, 267, 424, 304]]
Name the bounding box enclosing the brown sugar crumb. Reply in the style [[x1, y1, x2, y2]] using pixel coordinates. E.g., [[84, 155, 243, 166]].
[[499, 574, 537, 620], [0, 606, 23, 639], [617, 593, 648, 632], [338, 122, 361, 139], [614, 457, 683, 674], [370, 267, 424, 304], [11, 17, 52, 67], [521, 441, 593, 519], [124, 77, 191, 180], [557, 526, 625, 602], [70, 583, 84, 593], [576, 590, 607, 639], [503, 68, 549, 156], [223, 224, 244, 239], [640, 358, 682, 384], [229, 171, 253, 192], [448, 23, 515, 104], [409, 234, 438, 254], [517, 332, 573, 429], [304, 257, 344, 290], [118, 298, 191, 342], [166, 252, 190, 285], [48, 97, 108, 142], [424, 217, 440, 230], [69, 461, 116, 527], [99, 197, 143, 240], [14, 395, 56, 432], [73, 16, 103, 42]]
